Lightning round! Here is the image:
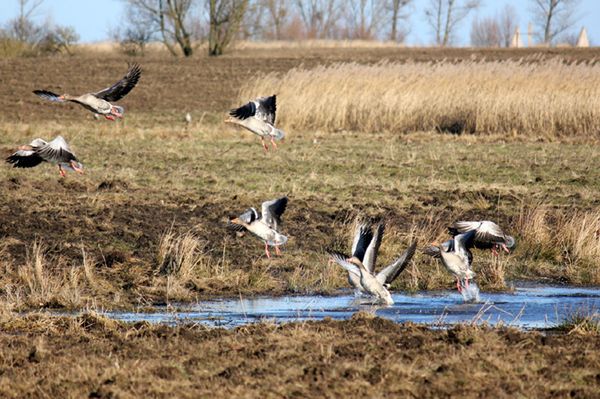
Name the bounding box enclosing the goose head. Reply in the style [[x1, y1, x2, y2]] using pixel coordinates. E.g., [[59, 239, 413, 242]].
[[62, 160, 84, 174]]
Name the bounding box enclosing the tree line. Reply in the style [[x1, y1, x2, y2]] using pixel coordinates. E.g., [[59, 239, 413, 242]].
[[1, 0, 584, 57]]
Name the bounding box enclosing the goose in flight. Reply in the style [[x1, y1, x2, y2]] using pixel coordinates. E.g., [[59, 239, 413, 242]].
[[229, 197, 288, 258], [448, 220, 515, 256], [226, 95, 285, 152], [329, 220, 418, 303], [6, 136, 83, 177], [33, 63, 142, 121], [423, 220, 515, 265]]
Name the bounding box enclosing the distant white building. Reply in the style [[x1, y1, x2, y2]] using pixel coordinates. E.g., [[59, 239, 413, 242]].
[[577, 27, 589, 48], [510, 27, 523, 48]]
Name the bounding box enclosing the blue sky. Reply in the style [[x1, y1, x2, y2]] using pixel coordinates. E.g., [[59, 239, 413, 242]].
[[0, 0, 597, 45]]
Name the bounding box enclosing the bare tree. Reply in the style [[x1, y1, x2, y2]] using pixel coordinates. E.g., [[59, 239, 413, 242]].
[[425, 0, 480, 46], [122, 0, 197, 56], [529, 0, 581, 45], [8, 0, 44, 43], [295, 0, 341, 39], [342, 0, 386, 40], [386, 0, 411, 42], [262, 0, 289, 39], [208, 0, 248, 56], [470, 16, 501, 47], [498, 4, 518, 47]]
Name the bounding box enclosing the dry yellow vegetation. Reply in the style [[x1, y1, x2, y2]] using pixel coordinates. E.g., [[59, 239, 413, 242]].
[[241, 59, 600, 137]]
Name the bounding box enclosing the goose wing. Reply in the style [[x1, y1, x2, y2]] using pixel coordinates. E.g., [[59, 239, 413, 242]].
[[376, 239, 417, 286], [261, 197, 287, 230], [363, 223, 384, 273], [35, 136, 78, 164], [6, 149, 44, 168], [256, 95, 276, 124], [328, 252, 361, 277], [93, 63, 142, 102], [450, 220, 508, 245], [33, 90, 65, 103], [229, 95, 276, 124], [351, 221, 373, 262]]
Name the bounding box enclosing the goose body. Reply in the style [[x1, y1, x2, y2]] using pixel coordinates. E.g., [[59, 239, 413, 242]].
[[329, 219, 417, 302], [6, 136, 83, 177], [230, 197, 288, 258], [34, 63, 141, 121], [329, 253, 394, 305], [226, 95, 285, 151]]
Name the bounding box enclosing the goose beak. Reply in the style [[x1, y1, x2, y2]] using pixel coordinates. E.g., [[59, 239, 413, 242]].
[[71, 161, 84, 174], [501, 243, 510, 253]]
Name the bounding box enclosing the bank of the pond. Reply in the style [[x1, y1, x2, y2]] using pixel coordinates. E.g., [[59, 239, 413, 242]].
[[0, 312, 598, 398]]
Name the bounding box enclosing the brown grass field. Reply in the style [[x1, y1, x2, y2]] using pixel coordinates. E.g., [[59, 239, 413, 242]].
[[1, 46, 600, 397]]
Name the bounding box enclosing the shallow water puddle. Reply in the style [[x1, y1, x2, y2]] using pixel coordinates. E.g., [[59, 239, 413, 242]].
[[96, 283, 600, 329]]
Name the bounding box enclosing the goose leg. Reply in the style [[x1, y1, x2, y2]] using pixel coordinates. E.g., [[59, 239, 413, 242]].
[[264, 242, 271, 258], [261, 138, 269, 152], [58, 165, 66, 178], [465, 278, 470, 290], [491, 246, 499, 257], [275, 245, 282, 256], [105, 114, 116, 121], [456, 278, 462, 293], [270, 137, 278, 149]]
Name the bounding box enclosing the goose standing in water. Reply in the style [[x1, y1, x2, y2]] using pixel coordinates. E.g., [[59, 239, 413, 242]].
[[33, 63, 142, 121], [329, 220, 418, 304], [437, 230, 477, 293], [229, 197, 288, 258], [6, 136, 83, 177], [226, 95, 285, 152]]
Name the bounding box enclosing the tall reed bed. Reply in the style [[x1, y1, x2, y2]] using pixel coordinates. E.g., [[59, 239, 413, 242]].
[[240, 59, 600, 137]]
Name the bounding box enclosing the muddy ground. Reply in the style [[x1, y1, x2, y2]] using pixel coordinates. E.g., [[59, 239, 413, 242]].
[[0, 313, 597, 398]]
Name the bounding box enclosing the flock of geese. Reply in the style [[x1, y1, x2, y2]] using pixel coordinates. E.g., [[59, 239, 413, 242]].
[[5, 63, 515, 305]]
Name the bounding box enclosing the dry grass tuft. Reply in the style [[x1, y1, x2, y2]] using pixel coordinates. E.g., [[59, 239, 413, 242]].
[[156, 229, 204, 281], [240, 60, 600, 137]]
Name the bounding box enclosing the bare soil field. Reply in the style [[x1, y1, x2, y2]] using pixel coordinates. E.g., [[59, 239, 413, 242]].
[[0, 313, 598, 398], [2, 47, 599, 123], [1, 47, 600, 311]]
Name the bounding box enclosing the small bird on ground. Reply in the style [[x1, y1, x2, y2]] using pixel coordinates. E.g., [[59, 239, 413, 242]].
[[33, 63, 142, 121], [6, 136, 83, 177], [229, 197, 288, 258], [226, 95, 285, 152]]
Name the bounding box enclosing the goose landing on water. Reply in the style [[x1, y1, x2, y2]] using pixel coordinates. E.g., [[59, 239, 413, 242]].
[[226, 95, 285, 152], [6, 136, 83, 177], [328, 219, 418, 304], [33, 63, 142, 121], [229, 197, 288, 258]]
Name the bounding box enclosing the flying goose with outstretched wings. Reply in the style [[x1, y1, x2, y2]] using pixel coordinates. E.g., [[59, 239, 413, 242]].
[[226, 95, 285, 151], [33, 63, 142, 121], [6, 136, 83, 177], [229, 197, 289, 258]]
